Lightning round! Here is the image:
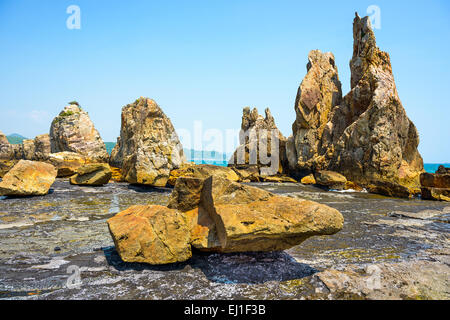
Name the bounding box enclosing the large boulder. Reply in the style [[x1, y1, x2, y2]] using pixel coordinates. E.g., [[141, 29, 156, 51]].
[[109, 97, 186, 186], [50, 104, 109, 162], [229, 107, 288, 177], [0, 160, 57, 196], [169, 176, 343, 253], [167, 163, 239, 186], [48, 152, 89, 177], [0, 131, 8, 144], [107, 205, 192, 265], [288, 13, 424, 197], [0, 131, 19, 160], [69, 163, 112, 186], [314, 170, 347, 190]]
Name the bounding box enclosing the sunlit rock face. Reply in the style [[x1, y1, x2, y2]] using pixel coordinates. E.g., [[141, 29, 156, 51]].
[[229, 107, 288, 177], [50, 104, 109, 163], [109, 97, 186, 187], [289, 13, 424, 197]]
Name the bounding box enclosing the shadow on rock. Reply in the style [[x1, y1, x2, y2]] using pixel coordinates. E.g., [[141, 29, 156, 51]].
[[127, 184, 172, 194], [103, 246, 318, 284]]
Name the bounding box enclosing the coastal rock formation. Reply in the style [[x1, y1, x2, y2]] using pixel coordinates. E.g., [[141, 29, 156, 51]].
[[167, 163, 239, 186], [48, 152, 89, 177], [0, 160, 57, 196], [0, 160, 17, 178], [69, 163, 112, 186], [171, 176, 343, 253], [0, 131, 8, 144], [314, 170, 347, 190], [229, 107, 288, 176], [21, 134, 51, 161], [50, 104, 109, 162], [289, 50, 342, 173], [420, 167, 450, 201], [109, 97, 186, 186], [301, 174, 316, 185], [107, 205, 192, 265], [288, 13, 424, 197]]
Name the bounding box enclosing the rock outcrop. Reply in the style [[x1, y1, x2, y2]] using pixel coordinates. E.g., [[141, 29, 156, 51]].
[[0, 131, 18, 160], [229, 107, 288, 177], [69, 163, 112, 186], [50, 104, 109, 162], [21, 134, 51, 161], [288, 13, 424, 197], [109, 97, 186, 186], [168, 163, 239, 186], [107, 205, 192, 265], [0, 131, 8, 145], [289, 50, 342, 174], [420, 167, 450, 201], [0, 160, 57, 196]]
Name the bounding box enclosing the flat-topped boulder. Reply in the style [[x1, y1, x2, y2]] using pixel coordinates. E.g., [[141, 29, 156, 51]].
[[314, 170, 347, 190], [70, 163, 112, 186], [50, 104, 109, 162], [0, 160, 57, 196], [167, 163, 239, 186], [109, 97, 186, 186]]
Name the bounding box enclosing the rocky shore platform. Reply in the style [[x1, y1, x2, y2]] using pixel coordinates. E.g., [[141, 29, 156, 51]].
[[0, 180, 448, 300]]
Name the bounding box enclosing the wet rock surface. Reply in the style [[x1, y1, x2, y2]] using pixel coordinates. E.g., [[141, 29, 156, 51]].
[[0, 181, 448, 299]]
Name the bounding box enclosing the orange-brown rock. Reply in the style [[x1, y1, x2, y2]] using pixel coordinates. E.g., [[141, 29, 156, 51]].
[[109, 98, 186, 186], [420, 168, 450, 201], [48, 152, 89, 177], [229, 107, 288, 177], [107, 205, 192, 265], [288, 13, 424, 198], [50, 104, 109, 162], [301, 174, 316, 185], [0, 160, 57, 196], [314, 170, 347, 190], [167, 163, 239, 186], [69, 163, 112, 186]]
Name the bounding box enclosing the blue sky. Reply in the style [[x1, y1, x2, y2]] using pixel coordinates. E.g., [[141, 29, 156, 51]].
[[0, 0, 449, 162]]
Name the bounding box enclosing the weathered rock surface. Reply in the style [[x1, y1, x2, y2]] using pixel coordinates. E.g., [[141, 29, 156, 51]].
[[0, 130, 9, 145], [314, 170, 347, 190], [69, 163, 112, 186], [315, 259, 449, 300], [21, 134, 51, 161], [50, 104, 109, 162], [107, 205, 192, 265], [301, 173, 316, 185], [167, 163, 239, 186], [0, 160, 17, 178], [109, 97, 186, 186], [0, 160, 57, 196], [229, 107, 288, 176], [288, 14, 424, 197], [290, 50, 342, 173], [168, 176, 343, 253], [420, 169, 450, 201], [48, 152, 88, 177]]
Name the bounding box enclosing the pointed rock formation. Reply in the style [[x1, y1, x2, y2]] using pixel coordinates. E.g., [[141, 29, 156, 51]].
[[289, 13, 424, 196], [229, 107, 288, 176], [50, 104, 109, 162], [109, 97, 186, 186], [290, 50, 342, 173]]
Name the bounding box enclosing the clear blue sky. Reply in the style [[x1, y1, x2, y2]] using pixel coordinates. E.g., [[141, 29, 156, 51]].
[[0, 0, 449, 162]]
